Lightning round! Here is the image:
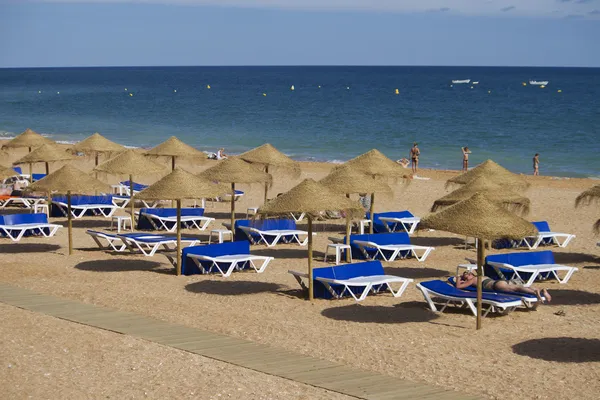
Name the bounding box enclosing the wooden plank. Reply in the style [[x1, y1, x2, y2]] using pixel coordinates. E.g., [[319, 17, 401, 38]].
[[0, 283, 479, 400]]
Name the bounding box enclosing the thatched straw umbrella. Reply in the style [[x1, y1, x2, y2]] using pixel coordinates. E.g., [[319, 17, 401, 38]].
[[94, 150, 167, 230], [446, 159, 529, 192], [1, 129, 55, 182], [432, 176, 530, 216], [337, 149, 410, 233], [575, 184, 600, 234], [420, 193, 536, 330], [0, 165, 17, 180], [199, 157, 272, 234], [28, 165, 110, 255], [145, 136, 206, 171], [135, 168, 229, 275], [319, 166, 392, 261], [239, 143, 301, 203], [12, 144, 75, 176], [258, 179, 364, 300], [69, 133, 125, 167]]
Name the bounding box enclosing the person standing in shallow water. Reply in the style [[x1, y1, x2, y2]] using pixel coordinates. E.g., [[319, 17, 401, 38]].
[[461, 146, 471, 172], [533, 153, 540, 176], [410, 142, 420, 174]]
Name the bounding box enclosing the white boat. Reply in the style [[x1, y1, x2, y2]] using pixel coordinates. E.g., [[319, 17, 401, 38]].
[[472, 81, 479, 85], [529, 80, 549, 86], [452, 79, 470, 84]]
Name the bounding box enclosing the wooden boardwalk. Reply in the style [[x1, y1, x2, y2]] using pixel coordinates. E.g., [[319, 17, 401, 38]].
[[0, 283, 477, 400]]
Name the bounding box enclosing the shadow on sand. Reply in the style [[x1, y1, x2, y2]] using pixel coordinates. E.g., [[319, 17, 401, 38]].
[[321, 302, 439, 324], [553, 252, 599, 265], [512, 337, 600, 362], [384, 266, 450, 279], [185, 280, 282, 296], [0, 243, 61, 254], [75, 259, 172, 274], [546, 289, 600, 306]]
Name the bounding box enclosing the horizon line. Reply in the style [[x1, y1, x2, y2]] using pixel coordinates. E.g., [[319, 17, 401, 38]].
[[2, 64, 600, 69]]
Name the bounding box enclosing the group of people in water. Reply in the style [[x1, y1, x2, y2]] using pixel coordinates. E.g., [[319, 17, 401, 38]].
[[397, 143, 541, 175]]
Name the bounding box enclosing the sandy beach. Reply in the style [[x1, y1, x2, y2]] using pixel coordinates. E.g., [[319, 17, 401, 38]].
[[1, 147, 600, 400]]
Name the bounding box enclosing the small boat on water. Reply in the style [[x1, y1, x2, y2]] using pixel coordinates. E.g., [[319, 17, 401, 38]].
[[472, 81, 479, 85], [452, 79, 470, 84], [529, 80, 549, 86]]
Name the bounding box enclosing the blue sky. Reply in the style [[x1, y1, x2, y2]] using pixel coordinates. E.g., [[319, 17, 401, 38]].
[[1, 0, 599, 67]]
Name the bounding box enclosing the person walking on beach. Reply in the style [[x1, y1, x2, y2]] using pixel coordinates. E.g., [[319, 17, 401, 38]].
[[461, 146, 471, 172], [410, 142, 420, 173], [533, 153, 540, 176], [456, 270, 551, 303]]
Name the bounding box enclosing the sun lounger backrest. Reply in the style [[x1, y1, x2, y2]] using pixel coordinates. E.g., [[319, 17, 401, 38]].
[[181, 241, 250, 275], [1, 213, 48, 225], [485, 250, 555, 279], [234, 218, 296, 241], [310, 261, 384, 298], [120, 181, 148, 192], [12, 167, 22, 174], [367, 211, 414, 233], [532, 221, 551, 232], [141, 208, 205, 218], [52, 194, 114, 206], [32, 173, 46, 181], [349, 232, 411, 246]]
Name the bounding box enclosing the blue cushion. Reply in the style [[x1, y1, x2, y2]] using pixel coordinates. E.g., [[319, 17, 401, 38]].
[[447, 277, 537, 300], [12, 167, 22, 174], [234, 218, 297, 242], [311, 261, 385, 299], [485, 250, 555, 280], [137, 208, 206, 230], [32, 173, 46, 181], [533, 221, 551, 232], [0, 213, 51, 237], [120, 181, 148, 192], [420, 280, 524, 303], [345, 232, 411, 260], [367, 211, 414, 233], [182, 241, 250, 275], [50, 195, 114, 217]]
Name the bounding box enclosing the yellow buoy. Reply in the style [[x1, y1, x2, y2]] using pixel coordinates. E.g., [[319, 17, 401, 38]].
[[129, 93, 133, 97], [557, 89, 562, 93], [207, 84, 211, 89], [540, 85, 545, 88], [522, 82, 527, 86], [291, 85, 295, 91], [394, 89, 399, 95], [262, 93, 266, 96]]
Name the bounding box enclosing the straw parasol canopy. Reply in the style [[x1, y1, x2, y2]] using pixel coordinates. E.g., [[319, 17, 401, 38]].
[[0, 164, 17, 180], [135, 168, 230, 275], [575, 184, 600, 208], [145, 136, 206, 170], [239, 143, 301, 203], [420, 192, 536, 330], [432, 176, 530, 216], [95, 149, 167, 230], [258, 178, 364, 300], [13, 144, 75, 175], [199, 157, 272, 232], [28, 164, 111, 255], [336, 149, 411, 233], [0, 128, 54, 150], [446, 159, 529, 192], [70, 133, 125, 166]]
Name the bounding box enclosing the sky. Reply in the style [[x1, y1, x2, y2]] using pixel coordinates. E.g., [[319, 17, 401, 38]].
[[0, 0, 599, 67]]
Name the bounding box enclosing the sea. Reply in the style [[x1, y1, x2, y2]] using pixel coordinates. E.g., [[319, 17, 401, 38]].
[[0, 66, 598, 178]]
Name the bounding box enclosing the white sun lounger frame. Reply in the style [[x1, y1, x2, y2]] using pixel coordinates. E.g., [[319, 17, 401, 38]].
[[86, 231, 128, 252], [111, 196, 166, 209], [0, 223, 61, 242], [186, 253, 274, 277], [141, 212, 214, 232], [118, 234, 201, 256], [486, 261, 578, 287], [377, 216, 421, 235], [239, 226, 314, 247], [289, 270, 413, 302], [0, 197, 46, 209], [518, 231, 576, 250], [352, 240, 434, 262], [54, 201, 117, 219], [416, 283, 522, 317]]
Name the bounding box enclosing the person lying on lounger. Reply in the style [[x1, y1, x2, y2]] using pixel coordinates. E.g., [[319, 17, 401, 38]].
[[456, 270, 552, 303]]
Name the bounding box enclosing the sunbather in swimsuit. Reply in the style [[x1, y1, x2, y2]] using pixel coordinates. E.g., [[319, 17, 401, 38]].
[[456, 270, 551, 303]]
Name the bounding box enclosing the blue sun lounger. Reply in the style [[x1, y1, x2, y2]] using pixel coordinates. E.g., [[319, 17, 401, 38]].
[[447, 277, 541, 309], [289, 260, 413, 302], [234, 218, 312, 247], [368, 211, 421, 234], [86, 230, 200, 256], [52, 195, 117, 218], [0, 213, 62, 242], [348, 232, 434, 262], [417, 280, 523, 317], [138, 208, 214, 232]]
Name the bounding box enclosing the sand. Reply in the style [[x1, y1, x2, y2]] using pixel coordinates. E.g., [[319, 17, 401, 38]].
[[1, 147, 600, 399]]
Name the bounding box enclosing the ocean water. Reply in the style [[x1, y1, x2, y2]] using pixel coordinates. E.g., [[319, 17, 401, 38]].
[[0, 66, 598, 177]]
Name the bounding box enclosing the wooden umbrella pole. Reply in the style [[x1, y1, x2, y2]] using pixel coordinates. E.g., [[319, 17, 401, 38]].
[[263, 165, 269, 204], [230, 182, 236, 241], [176, 199, 182, 276], [130, 174, 135, 232], [172, 156, 176, 171], [29, 163, 33, 183], [45, 162, 49, 175], [307, 216, 314, 301], [94, 153, 99, 180], [369, 193, 375, 234], [476, 237, 485, 330], [345, 193, 351, 262], [67, 191, 73, 255]]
